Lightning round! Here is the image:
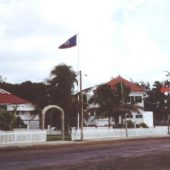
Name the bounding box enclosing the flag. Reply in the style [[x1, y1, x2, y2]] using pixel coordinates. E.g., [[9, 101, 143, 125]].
[[58, 35, 77, 49]]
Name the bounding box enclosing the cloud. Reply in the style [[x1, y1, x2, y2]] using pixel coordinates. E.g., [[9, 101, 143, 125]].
[[0, 0, 170, 88]]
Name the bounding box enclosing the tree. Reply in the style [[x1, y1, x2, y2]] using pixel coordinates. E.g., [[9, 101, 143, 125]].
[[144, 80, 170, 125], [88, 82, 142, 129], [0, 108, 17, 131], [114, 82, 130, 104], [47, 64, 77, 132], [0, 108, 27, 131], [89, 84, 118, 127], [0, 81, 48, 109], [138, 81, 151, 94], [0, 75, 6, 83], [144, 81, 166, 124]]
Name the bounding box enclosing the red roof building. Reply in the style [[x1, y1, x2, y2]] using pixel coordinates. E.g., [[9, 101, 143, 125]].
[[107, 76, 144, 93], [0, 88, 39, 129], [0, 89, 30, 105]]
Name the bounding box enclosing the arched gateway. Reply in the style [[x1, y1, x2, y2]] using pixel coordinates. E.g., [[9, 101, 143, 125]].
[[41, 105, 65, 141]]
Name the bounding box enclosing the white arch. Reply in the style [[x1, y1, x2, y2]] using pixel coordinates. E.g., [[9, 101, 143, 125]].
[[41, 105, 65, 140]]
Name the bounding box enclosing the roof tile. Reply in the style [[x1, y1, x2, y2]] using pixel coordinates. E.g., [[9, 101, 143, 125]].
[[107, 76, 144, 92]]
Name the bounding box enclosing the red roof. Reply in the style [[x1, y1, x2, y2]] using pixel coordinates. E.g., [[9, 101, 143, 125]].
[[107, 76, 144, 92], [0, 89, 31, 105]]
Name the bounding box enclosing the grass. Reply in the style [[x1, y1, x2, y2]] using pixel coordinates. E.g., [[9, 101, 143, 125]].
[[47, 134, 71, 141]]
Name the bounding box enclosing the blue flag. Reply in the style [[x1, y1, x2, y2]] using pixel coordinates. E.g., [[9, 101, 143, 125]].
[[58, 35, 77, 49]]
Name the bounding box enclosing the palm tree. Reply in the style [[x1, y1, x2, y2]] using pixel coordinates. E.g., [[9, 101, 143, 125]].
[[88, 84, 118, 127], [88, 82, 143, 134], [47, 64, 78, 133], [114, 103, 143, 136]]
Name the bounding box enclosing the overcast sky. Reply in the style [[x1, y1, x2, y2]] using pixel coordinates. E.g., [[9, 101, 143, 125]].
[[0, 0, 170, 88]]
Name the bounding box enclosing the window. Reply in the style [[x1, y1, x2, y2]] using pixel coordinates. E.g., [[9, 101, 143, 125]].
[[135, 96, 142, 103], [130, 96, 135, 103], [126, 114, 133, 118], [136, 114, 143, 118], [127, 96, 142, 103], [0, 105, 7, 109]]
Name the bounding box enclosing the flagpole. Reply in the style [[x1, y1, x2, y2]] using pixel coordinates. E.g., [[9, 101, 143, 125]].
[[58, 34, 83, 139], [77, 33, 84, 141], [77, 33, 80, 71]]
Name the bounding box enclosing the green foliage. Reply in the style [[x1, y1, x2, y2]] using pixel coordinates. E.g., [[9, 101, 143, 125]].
[[47, 64, 78, 132], [47, 134, 71, 141], [89, 82, 143, 128], [15, 117, 27, 128], [88, 84, 118, 126], [126, 120, 134, 128], [140, 123, 148, 128], [115, 83, 130, 103], [0, 64, 78, 132], [0, 108, 17, 131], [136, 123, 148, 128], [0, 81, 48, 109], [144, 81, 167, 122], [136, 124, 140, 128], [0, 108, 27, 130], [89, 84, 118, 112]]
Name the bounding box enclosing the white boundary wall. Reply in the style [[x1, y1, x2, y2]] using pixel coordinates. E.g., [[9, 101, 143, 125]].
[[0, 130, 47, 145], [71, 127, 169, 141]]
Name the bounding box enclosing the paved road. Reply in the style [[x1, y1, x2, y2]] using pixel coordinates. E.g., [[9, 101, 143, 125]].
[[1, 137, 170, 170]]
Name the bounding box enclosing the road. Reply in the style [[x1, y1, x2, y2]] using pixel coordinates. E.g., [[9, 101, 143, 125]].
[[1, 137, 170, 170]]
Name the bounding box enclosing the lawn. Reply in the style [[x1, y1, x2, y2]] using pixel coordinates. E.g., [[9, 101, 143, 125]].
[[47, 134, 71, 141]]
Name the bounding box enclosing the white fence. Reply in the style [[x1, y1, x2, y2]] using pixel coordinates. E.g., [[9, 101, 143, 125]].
[[71, 126, 169, 141], [0, 130, 47, 145]]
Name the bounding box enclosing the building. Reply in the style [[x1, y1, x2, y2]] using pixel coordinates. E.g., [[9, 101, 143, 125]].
[[0, 88, 39, 129], [84, 76, 153, 127]]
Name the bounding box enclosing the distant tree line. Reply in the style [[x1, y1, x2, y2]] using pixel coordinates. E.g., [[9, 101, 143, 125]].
[[0, 65, 170, 130], [0, 64, 78, 132], [143, 80, 170, 125]]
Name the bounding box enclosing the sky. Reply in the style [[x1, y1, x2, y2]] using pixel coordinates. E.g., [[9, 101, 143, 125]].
[[0, 0, 170, 89]]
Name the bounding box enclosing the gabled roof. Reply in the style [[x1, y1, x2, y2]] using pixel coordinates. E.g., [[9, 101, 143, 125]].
[[107, 76, 144, 93], [0, 88, 31, 105]]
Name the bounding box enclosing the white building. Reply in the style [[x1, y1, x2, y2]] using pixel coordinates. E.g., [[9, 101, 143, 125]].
[[85, 76, 153, 128], [0, 88, 39, 129]]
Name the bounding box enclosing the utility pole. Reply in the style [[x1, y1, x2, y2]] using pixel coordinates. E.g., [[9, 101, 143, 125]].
[[79, 70, 84, 140], [165, 71, 170, 134], [120, 82, 128, 137]]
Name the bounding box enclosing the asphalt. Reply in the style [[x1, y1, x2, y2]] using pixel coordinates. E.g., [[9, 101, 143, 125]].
[[0, 140, 76, 149], [1, 135, 170, 149]]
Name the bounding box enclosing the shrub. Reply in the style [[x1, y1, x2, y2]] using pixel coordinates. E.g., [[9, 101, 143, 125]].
[[140, 123, 148, 128], [136, 124, 140, 128], [126, 120, 135, 128], [135, 123, 149, 128], [15, 117, 27, 128]]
